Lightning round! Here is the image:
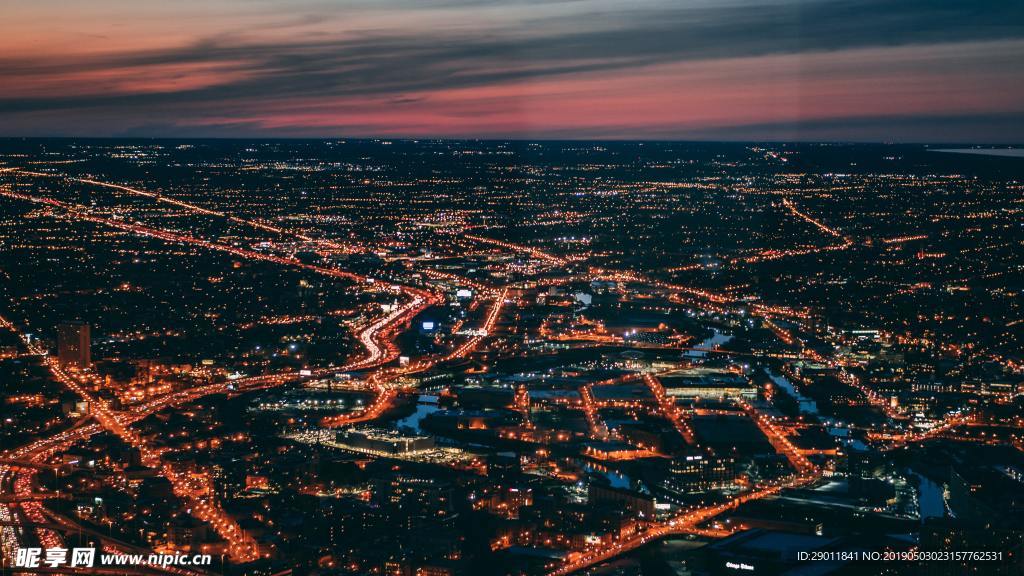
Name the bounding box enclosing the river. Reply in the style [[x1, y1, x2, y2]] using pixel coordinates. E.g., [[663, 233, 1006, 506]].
[[395, 394, 440, 434]]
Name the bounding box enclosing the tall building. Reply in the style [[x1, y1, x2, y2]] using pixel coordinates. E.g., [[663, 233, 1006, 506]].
[[57, 321, 90, 368]]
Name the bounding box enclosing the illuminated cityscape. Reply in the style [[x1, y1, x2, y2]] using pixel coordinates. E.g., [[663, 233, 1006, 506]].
[[2, 0, 1024, 573], [0, 140, 1021, 576]]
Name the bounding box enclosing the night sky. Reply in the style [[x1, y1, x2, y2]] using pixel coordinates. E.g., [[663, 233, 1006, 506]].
[[3, 0, 1023, 141]]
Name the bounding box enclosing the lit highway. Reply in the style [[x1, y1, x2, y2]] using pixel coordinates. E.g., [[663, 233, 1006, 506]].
[[643, 373, 696, 445], [547, 473, 821, 576]]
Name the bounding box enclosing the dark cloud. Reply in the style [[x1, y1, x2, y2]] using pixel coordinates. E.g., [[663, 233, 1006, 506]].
[[1, 0, 1022, 139]]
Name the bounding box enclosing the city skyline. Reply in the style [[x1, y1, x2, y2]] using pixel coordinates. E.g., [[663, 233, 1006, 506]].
[[3, 0, 1024, 142]]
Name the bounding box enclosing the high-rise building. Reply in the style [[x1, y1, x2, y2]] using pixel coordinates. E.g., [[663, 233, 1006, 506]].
[[57, 321, 90, 368]]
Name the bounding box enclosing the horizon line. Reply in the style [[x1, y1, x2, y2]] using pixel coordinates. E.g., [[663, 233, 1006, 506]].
[[1, 136, 1023, 147]]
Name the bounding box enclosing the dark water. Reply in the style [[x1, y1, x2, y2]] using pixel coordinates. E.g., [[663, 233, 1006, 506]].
[[396, 394, 440, 434]]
